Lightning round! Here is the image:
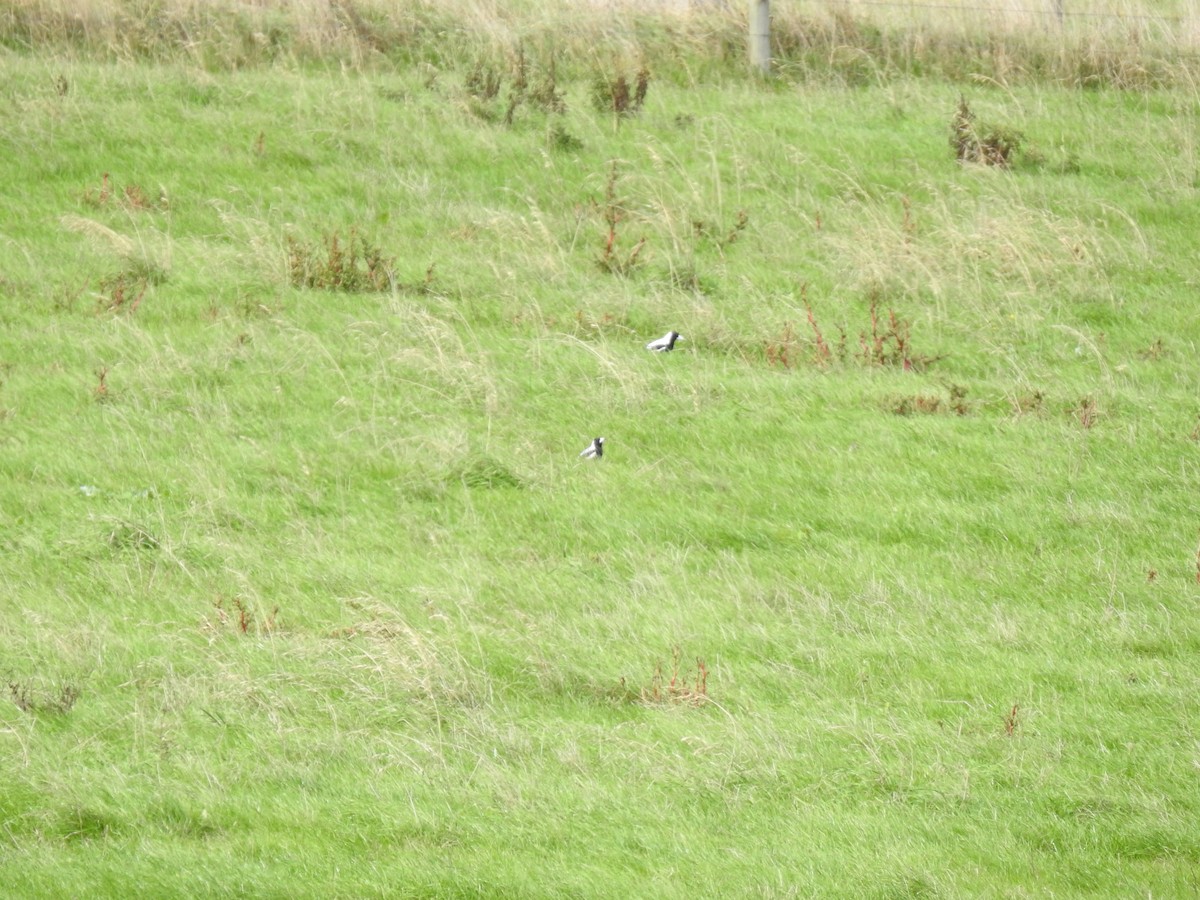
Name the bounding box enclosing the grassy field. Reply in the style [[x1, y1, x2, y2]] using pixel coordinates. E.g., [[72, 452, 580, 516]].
[[3, 1, 1200, 896]]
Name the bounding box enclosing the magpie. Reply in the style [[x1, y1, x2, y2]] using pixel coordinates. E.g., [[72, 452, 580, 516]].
[[579, 437, 605, 459], [646, 330, 683, 352]]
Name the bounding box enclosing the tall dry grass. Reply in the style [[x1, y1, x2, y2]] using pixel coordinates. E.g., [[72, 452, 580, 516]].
[[4, 0, 1200, 87]]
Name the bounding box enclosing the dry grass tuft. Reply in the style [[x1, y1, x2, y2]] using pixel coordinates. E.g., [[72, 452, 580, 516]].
[[631, 646, 710, 707]]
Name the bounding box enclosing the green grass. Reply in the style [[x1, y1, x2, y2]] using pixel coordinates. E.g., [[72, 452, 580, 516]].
[[3, 7, 1200, 896]]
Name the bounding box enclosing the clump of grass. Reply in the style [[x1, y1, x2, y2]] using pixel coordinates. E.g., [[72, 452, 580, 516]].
[[765, 321, 801, 369], [81, 172, 113, 207], [465, 57, 502, 102], [9, 680, 81, 716], [633, 647, 709, 707], [121, 183, 157, 210], [96, 269, 147, 314], [1011, 389, 1046, 417], [206, 597, 280, 636], [1074, 395, 1099, 429], [548, 121, 583, 152], [691, 209, 750, 250], [859, 293, 921, 369], [886, 383, 970, 416], [856, 291, 944, 370], [887, 393, 946, 416], [465, 47, 566, 125], [951, 96, 1023, 168], [286, 228, 395, 292], [82, 172, 165, 211], [448, 454, 523, 490], [528, 55, 567, 115], [948, 383, 970, 414], [724, 209, 749, 245], [61, 216, 169, 314], [1137, 338, 1167, 361], [591, 65, 650, 117], [106, 519, 160, 551]]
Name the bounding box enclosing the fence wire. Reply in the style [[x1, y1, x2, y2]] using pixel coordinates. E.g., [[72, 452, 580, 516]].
[[638, 2, 1194, 25], [811, 0, 1192, 24]]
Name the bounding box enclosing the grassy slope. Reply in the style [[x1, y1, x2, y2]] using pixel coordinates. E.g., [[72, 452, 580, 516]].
[[2, 44, 1200, 898]]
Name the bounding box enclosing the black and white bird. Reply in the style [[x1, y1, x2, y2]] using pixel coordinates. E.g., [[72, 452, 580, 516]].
[[646, 330, 683, 352], [579, 437, 605, 459]]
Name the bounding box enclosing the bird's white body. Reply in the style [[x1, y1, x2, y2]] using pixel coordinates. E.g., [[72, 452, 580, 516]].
[[646, 330, 683, 352], [579, 437, 605, 459]]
